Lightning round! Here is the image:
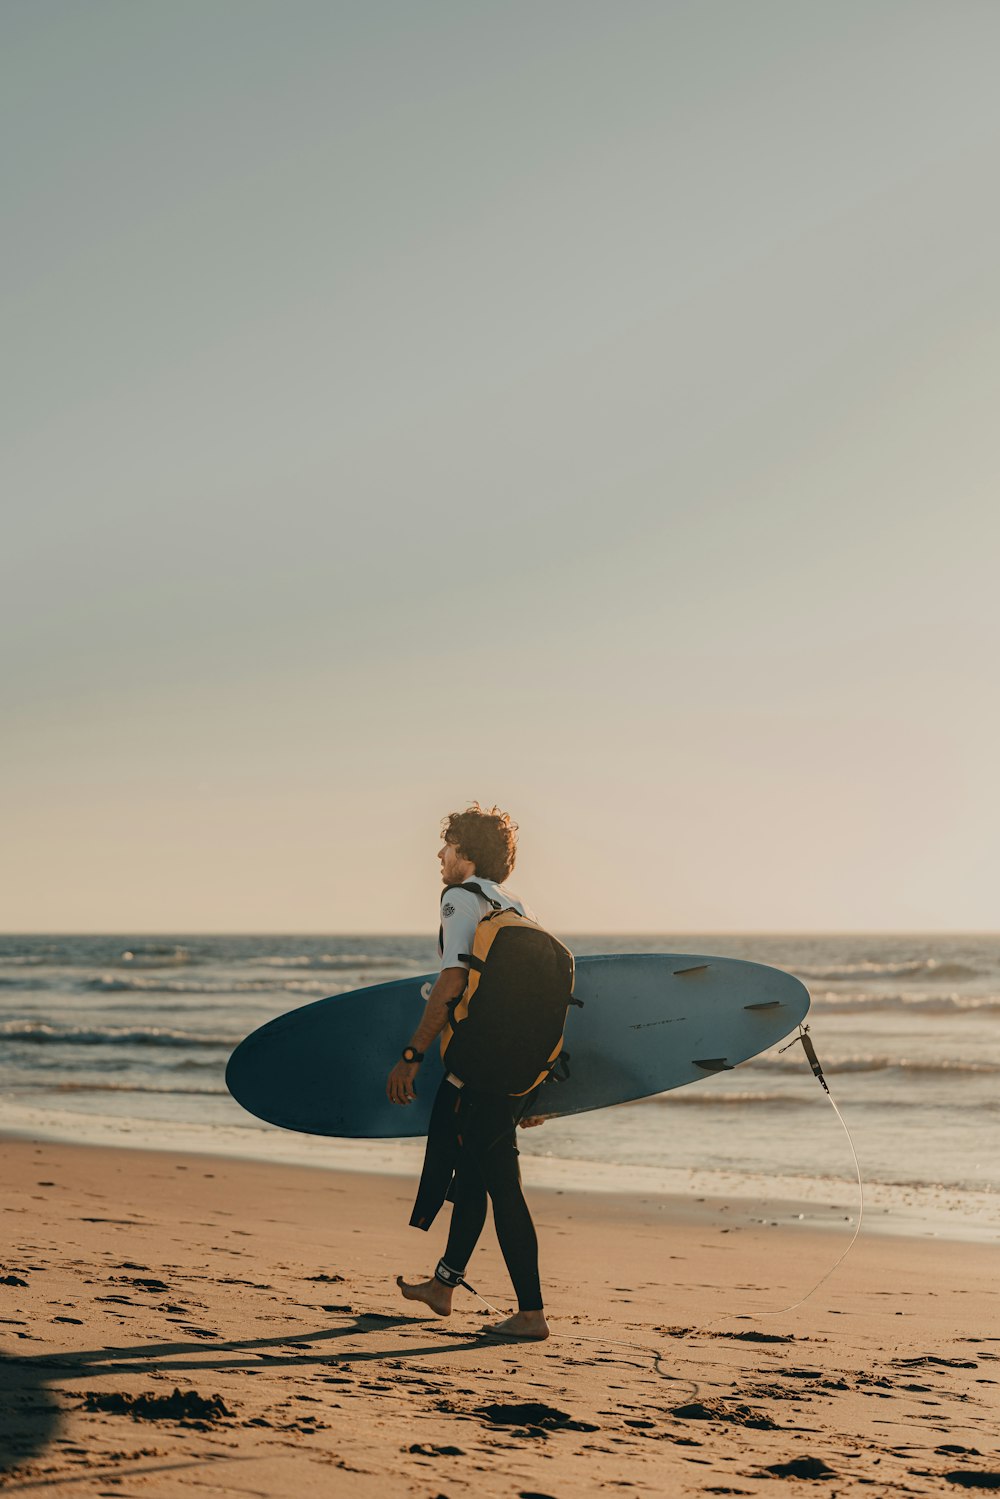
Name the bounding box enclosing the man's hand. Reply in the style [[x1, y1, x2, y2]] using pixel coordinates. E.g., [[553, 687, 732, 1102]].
[[387, 1060, 420, 1105], [517, 1114, 552, 1129]]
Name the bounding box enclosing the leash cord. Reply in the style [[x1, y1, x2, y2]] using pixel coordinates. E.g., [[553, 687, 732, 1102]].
[[458, 1023, 864, 1365], [753, 1036, 864, 1318]]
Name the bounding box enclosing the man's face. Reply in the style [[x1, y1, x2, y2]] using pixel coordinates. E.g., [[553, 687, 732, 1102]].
[[438, 838, 472, 884]]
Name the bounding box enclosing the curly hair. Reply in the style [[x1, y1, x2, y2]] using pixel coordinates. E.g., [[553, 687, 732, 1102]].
[[442, 802, 518, 883]]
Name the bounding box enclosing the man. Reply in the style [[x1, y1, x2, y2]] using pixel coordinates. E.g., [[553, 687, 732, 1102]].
[[386, 802, 549, 1341]]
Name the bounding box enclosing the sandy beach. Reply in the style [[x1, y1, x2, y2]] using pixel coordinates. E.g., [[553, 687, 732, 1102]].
[[1, 1136, 997, 1496]]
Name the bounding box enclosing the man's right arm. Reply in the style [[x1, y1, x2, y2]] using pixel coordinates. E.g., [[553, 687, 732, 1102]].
[[385, 966, 467, 1106], [409, 966, 468, 1054]]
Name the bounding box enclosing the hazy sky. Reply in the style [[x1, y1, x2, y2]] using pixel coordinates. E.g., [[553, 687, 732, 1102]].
[[4, 1, 999, 934]]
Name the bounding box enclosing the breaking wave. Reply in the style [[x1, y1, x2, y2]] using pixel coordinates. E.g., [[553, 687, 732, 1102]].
[[649, 1090, 807, 1108], [49, 1081, 228, 1097], [81, 975, 353, 996], [797, 959, 981, 983], [0, 1021, 235, 1050], [255, 953, 414, 970], [118, 946, 195, 967], [811, 993, 1000, 1016], [751, 1053, 1000, 1076]]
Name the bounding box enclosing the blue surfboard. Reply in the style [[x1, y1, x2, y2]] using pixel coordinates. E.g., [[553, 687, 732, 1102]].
[[225, 953, 810, 1139]]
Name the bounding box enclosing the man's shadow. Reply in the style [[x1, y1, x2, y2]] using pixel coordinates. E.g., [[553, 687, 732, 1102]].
[[0, 1311, 492, 1476]]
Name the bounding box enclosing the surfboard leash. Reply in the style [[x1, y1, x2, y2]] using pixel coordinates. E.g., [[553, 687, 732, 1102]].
[[754, 1022, 864, 1316], [456, 1021, 865, 1376]]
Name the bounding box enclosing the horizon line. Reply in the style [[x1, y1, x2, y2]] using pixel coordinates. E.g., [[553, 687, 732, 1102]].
[[2, 928, 997, 940]]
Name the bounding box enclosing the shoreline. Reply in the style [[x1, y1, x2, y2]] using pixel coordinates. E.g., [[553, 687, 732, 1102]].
[[2, 1134, 998, 1495], [1, 1118, 996, 1245]]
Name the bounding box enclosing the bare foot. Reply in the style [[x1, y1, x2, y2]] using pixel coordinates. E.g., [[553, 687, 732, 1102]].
[[483, 1310, 550, 1341], [396, 1274, 453, 1317]]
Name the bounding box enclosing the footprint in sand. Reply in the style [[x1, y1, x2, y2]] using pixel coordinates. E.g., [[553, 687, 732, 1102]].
[[939, 1473, 1000, 1489], [83, 1389, 234, 1425], [717, 1330, 796, 1344], [893, 1355, 979, 1370], [764, 1456, 837, 1479], [110, 1276, 171, 1293], [475, 1401, 600, 1435], [671, 1400, 778, 1431]]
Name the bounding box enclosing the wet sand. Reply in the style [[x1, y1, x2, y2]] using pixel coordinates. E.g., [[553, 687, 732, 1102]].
[[1, 1134, 997, 1495]]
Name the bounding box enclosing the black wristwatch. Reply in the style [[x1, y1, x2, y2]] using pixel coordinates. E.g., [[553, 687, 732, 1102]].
[[401, 1046, 424, 1064]]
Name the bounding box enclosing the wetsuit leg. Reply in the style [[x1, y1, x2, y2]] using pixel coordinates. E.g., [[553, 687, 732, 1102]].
[[441, 1159, 488, 1276], [480, 1122, 543, 1312], [443, 1090, 543, 1312]]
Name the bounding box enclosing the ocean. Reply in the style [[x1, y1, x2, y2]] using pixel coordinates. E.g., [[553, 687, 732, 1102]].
[[1, 933, 997, 1240]]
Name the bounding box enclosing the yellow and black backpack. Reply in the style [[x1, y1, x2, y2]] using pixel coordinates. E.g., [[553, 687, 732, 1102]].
[[439, 882, 579, 1097]]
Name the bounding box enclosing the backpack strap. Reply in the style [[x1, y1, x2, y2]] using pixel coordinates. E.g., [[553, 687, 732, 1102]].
[[438, 882, 502, 955], [439, 882, 502, 911], [455, 880, 503, 911], [507, 1050, 573, 1134]]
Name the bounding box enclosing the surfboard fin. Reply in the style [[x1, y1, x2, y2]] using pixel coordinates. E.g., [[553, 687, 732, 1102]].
[[693, 1057, 733, 1072], [744, 1001, 781, 1010]]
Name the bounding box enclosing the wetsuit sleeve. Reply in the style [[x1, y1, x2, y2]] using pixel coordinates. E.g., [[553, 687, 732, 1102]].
[[439, 888, 481, 971]]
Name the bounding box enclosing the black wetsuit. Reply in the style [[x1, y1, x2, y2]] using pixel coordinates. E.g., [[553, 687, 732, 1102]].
[[410, 1078, 542, 1312]]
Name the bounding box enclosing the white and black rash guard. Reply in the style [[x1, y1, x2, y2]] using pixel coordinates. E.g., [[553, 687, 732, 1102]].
[[437, 877, 536, 973]]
